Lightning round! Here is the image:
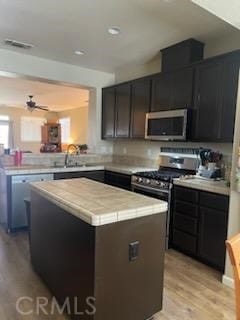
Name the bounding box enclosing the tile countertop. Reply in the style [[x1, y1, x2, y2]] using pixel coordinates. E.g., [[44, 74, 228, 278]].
[[173, 177, 230, 196], [31, 178, 168, 226], [1, 163, 156, 176]]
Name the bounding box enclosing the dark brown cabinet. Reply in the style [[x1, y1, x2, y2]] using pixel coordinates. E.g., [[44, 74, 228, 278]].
[[172, 67, 194, 110], [104, 171, 131, 190], [115, 83, 131, 138], [54, 170, 105, 182], [130, 78, 151, 138], [102, 50, 240, 142], [151, 67, 194, 112], [193, 61, 223, 141], [151, 73, 172, 111], [102, 77, 150, 140], [193, 53, 240, 142], [172, 185, 229, 272], [198, 206, 228, 270], [219, 56, 240, 141], [102, 87, 115, 139]]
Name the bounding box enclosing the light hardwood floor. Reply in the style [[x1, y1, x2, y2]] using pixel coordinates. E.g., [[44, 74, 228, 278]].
[[0, 228, 235, 319]]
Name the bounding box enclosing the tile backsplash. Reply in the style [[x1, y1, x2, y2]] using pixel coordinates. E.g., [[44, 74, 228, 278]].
[[113, 140, 233, 166]]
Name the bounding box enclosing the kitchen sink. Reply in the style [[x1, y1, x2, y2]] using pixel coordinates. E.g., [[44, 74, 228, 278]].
[[51, 164, 84, 168]]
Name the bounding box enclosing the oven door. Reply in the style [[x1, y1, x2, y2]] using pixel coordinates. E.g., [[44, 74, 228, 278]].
[[145, 109, 188, 141], [131, 183, 169, 201]]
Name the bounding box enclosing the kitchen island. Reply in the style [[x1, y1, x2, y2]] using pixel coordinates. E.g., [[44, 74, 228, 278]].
[[30, 178, 167, 320]]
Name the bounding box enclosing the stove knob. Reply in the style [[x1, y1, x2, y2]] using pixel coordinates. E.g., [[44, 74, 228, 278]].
[[138, 177, 143, 183], [146, 179, 151, 184]]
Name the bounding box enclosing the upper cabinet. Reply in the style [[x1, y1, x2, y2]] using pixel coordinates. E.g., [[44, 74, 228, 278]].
[[219, 56, 240, 141], [172, 67, 194, 110], [102, 87, 115, 139], [130, 78, 151, 138], [151, 66, 194, 112], [102, 50, 240, 142], [193, 53, 240, 142], [102, 77, 151, 140], [151, 73, 172, 111], [193, 60, 222, 141], [115, 83, 131, 138]]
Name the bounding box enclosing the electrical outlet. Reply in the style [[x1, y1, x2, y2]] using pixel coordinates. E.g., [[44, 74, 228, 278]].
[[123, 147, 127, 155], [129, 241, 139, 261]]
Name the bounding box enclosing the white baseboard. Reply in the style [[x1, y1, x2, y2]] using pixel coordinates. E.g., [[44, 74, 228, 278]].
[[222, 275, 234, 289]]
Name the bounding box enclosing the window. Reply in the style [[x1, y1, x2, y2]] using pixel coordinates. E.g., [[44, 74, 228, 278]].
[[59, 117, 71, 143], [0, 116, 10, 148], [21, 116, 45, 142], [0, 115, 9, 121]]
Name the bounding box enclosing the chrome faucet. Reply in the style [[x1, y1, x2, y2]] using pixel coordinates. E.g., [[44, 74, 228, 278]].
[[64, 144, 78, 167]]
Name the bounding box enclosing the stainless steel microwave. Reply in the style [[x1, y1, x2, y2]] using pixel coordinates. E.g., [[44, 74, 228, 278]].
[[145, 109, 188, 141]]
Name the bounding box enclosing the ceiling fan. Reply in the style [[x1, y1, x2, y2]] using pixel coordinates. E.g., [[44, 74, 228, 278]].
[[26, 95, 49, 112]]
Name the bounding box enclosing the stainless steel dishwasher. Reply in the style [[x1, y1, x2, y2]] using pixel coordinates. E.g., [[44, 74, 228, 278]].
[[10, 174, 53, 231]]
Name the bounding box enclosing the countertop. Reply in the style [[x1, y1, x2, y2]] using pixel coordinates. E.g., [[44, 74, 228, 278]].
[[1, 163, 156, 176], [173, 177, 230, 196], [31, 178, 168, 226]]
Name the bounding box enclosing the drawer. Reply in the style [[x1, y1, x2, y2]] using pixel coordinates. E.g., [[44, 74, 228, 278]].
[[172, 229, 197, 255], [199, 191, 229, 212], [174, 200, 198, 217], [173, 212, 198, 235], [174, 186, 198, 204]]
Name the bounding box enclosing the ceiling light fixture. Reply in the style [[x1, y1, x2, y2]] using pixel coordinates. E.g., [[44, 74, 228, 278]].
[[108, 27, 121, 35], [74, 50, 85, 55]]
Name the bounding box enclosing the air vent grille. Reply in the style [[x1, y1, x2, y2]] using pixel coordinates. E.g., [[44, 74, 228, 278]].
[[4, 39, 34, 50]]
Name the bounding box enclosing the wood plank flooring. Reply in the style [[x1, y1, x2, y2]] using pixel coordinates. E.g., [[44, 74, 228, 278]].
[[0, 228, 235, 319]]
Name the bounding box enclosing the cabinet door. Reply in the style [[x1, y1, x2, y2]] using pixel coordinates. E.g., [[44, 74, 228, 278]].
[[130, 78, 151, 138], [104, 171, 131, 190], [102, 87, 115, 139], [151, 73, 172, 111], [193, 61, 223, 141], [218, 57, 240, 141], [171, 67, 194, 110], [54, 171, 105, 182], [198, 206, 228, 271], [115, 83, 131, 138]]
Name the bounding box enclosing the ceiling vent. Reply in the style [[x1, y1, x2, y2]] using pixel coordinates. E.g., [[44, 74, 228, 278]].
[[4, 39, 34, 50]]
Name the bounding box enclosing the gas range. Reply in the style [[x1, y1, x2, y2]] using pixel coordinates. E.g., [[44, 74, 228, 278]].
[[132, 151, 198, 194], [132, 169, 183, 191], [131, 151, 199, 249]]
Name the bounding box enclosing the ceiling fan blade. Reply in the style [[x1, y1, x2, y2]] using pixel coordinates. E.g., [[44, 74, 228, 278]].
[[35, 105, 49, 111]]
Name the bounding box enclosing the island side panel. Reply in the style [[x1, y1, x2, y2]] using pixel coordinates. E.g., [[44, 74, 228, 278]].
[[30, 190, 96, 320], [94, 213, 166, 320]]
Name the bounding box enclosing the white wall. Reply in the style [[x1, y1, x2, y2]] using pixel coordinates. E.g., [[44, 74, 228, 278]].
[[115, 31, 240, 83], [0, 49, 115, 154], [223, 72, 240, 287]]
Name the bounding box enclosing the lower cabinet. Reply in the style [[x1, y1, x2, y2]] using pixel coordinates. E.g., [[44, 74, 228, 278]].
[[53, 170, 132, 191], [198, 207, 228, 271], [104, 171, 131, 190], [54, 170, 105, 182], [171, 185, 229, 272]]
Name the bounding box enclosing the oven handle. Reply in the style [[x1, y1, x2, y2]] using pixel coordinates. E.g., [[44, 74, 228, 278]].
[[131, 182, 169, 196]]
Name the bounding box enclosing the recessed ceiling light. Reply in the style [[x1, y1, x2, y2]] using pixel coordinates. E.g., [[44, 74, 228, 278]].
[[74, 50, 85, 55], [108, 27, 121, 35]]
